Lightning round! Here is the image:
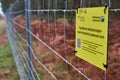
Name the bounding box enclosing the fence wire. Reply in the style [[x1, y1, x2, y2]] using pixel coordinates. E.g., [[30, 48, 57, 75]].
[[5, 0, 120, 80]]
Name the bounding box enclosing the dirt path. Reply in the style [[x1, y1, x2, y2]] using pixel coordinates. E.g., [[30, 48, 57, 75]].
[[0, 18, 7, 45]]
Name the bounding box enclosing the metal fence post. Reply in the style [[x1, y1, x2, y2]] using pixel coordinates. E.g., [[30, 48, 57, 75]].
[[25, 0, 33, 79], [108, 0, 111, 7]]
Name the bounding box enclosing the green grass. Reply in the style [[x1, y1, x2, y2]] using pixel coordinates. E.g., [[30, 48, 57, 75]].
[[0, 43, 19, 80], [0, 20, 19, 80]]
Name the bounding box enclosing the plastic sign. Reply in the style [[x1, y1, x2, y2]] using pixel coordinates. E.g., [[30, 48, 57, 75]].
[[75, 7, 109, 71]]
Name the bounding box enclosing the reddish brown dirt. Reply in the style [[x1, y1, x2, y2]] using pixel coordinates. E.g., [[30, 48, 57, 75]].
[[14, 16, 120, 80], [107, 20, 120, 80]]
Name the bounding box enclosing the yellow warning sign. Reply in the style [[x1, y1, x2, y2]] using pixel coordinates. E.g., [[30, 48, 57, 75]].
[[75, 7, 109, 71]]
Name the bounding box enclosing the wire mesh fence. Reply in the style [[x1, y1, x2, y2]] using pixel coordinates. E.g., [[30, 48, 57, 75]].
[[5, 0, 120, 80]]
